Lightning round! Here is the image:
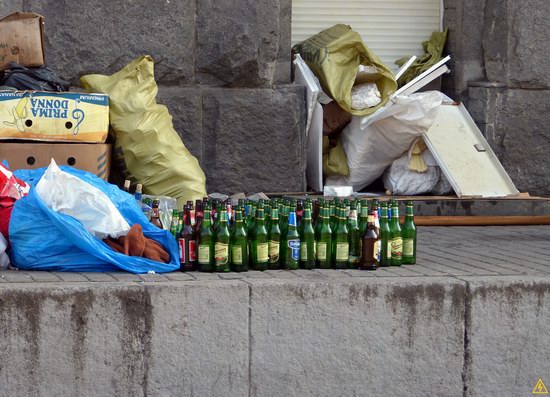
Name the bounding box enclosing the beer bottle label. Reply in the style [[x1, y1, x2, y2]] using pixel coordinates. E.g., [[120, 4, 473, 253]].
[[178, 238, 185, 264], [189, 240, 197, 262], [317, 242, 327, 261], [300, 242, 307, 261], [373, 240, 380, 261], [215, 242, 229, 265], [403, 239, 414, 256], [257, 242, 269, 262], [387, 241, 392, 259], [391, 238, 403, 258], [232, 246, 243, 265], [198, 244, 210, 264], [313, 240, 317, 259], [268, 241, 280, 263], [288, 239, 300, 261], [336, 242, 349, 261]]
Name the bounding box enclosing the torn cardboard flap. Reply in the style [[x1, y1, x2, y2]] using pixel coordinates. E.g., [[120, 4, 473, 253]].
[[0, 12, 45, 71], [0, 143, 112, 181]]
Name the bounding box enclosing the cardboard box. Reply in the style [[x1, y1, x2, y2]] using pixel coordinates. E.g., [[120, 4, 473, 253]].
[[0, 142, 112, 180], [0, 91, 109, 142], [0, 12, 45, 70]]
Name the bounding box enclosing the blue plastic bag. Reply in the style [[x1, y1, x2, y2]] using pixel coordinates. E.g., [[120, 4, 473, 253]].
[[9, 166, 180, 273]]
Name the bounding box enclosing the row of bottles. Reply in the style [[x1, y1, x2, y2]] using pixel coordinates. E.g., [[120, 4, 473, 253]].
[[158, 196, 417, 273]]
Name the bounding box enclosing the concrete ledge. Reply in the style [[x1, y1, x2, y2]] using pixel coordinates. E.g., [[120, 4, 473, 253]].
[[0, 274, 548, 396]]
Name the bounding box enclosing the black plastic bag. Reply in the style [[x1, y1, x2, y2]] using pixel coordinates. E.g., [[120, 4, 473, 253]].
[[1, 62, 69, 91]]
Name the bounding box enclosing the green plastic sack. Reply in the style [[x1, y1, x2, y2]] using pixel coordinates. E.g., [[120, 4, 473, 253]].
[[323, 136, 349, 177], [81, 56, 207, 206], [395, 29, 448, 87], [293, 24, 397, 116]]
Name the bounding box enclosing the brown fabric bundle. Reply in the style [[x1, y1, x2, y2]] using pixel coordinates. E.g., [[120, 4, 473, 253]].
[[103, 224, 169, 264]]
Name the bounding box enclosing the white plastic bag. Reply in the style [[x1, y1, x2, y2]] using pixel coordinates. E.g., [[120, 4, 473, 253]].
[[0, 234, 10, 270], [35, 160, 130, 239], [383, 150, 440, 195], [326, 91, 446, 191]]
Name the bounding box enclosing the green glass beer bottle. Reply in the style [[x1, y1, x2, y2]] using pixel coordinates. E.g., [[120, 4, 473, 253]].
[[402, 201, 417, 265], [299, 208, 315, 270], [251, 208, 269, 271], [359, 202, 370, 237], [389, 201, 403, 266], [231, 208, 249, 272], [316, 205, 333, 269], [333, 207, 349, 269], [170, 209, 180, 239], [214, 208, 231, 272], [198, 204, 215, 272], [284, 211, 300, 270], [360, 212, 379, 271], [379, 203, 392, 267], [347, 208, 361, 268], [268, 207, 281, 270]]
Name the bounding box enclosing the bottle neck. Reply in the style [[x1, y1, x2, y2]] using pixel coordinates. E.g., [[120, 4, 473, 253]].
[[405, 204, 414, 218]]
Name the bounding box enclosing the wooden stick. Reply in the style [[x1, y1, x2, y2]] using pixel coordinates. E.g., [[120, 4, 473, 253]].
[[406, 216, 550, 226]]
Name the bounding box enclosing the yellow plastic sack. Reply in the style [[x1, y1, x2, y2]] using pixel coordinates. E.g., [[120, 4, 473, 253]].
[[81, 56, 207, 206], [323, 136, 349, 177], [293, 24, 397, 116]]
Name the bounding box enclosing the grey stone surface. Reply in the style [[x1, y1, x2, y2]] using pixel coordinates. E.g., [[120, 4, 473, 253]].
[[507, 0, 550, 89], [157, 86, 203, 163], [196, 0, 291, 87], [482, 0, 509, 85], [202, 85, 306, 194], [0, 1, 23, 16], [248, 278, 466, 396], [0, 282, 249, 397], [9, 0, 196, 85], [491, 89, 550, 195], [461, 276, 550, 396]]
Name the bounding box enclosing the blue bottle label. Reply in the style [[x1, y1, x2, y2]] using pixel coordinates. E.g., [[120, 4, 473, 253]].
[[288, 239, 300, 261]]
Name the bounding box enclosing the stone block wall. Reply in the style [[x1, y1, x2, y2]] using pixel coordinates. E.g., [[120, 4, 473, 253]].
[[0, 0, 306, 194], [443, 0, 550, 196]]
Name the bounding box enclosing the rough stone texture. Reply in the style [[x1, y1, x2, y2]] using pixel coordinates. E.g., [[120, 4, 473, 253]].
[[202, 85, 306, 194], [507, 0, 550, 89], [462, 276, 550, 397], [196, 0, 291, 87], [1, 0, 196, 85], [248, 278, 466, 397], [0, 1, 23, 15], [157, 86, 203, 163], [482, 0, 509, 86], [489, 89, 550, 195], [0, 282, 249, 397], [442, 0, 486, 101]]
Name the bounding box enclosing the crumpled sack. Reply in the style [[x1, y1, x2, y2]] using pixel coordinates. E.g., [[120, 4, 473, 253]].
[[0, 162, 30, 239], [326, 91, 446, 191], [1, 62, 70, 91], [36, 160, 130, 240], [10, 166, 180, 273], [0, 234, 10, 270], [80, 56, 207, 207], [351, 83, 382, 110]]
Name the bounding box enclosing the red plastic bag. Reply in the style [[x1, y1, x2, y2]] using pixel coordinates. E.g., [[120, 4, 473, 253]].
[[0, 164, 30, 239]]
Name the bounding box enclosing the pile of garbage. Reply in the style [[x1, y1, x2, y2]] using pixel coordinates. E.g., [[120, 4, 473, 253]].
[[0, 12, 208, 274], [293, 24, 454, 196]]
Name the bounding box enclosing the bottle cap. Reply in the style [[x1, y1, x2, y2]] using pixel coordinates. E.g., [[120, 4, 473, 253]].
[[135, 183, 142, 193]]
